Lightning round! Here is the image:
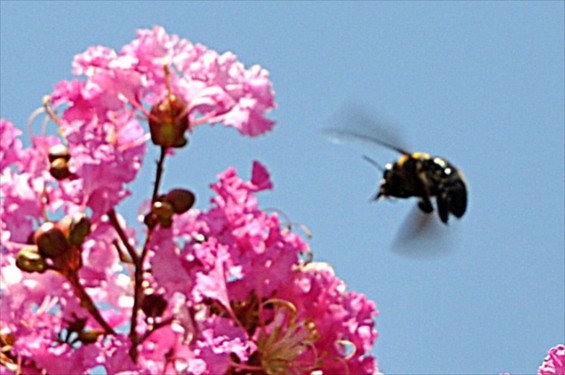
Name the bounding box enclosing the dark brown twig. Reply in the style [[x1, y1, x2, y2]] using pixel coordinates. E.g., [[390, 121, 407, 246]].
[[152, 146, 167, 203], [107, 209, 138, 263]]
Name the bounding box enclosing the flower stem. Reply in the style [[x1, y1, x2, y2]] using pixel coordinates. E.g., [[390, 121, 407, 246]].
[[68, 273, 115, 335], [128, 227, 155, 362], [152, 146, 167, 202], [107, 209, 138, 263], [129, 145, 168, 362], [138, 316, 174, 344]]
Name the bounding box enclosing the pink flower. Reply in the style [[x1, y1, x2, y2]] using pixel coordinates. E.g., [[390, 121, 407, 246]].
[[193, 315, 255, 374], [539, 345, 565, 375], [57, 112, 146, 220], [94, 334, 137, 374], [0, 131, 63, 247], [0, 169, 43, 245], [136, 323, 190, 374], [3, 299, 97, 374], [273, 262, 378, 374], [152, 161, 298, 307], [195, 162, 305, 299], [42, 26, 275, 218], [149, 162, 379, 374], [1, 26, 379, 374], [55, 26, 275, 138], [0, 120, 23, 170]]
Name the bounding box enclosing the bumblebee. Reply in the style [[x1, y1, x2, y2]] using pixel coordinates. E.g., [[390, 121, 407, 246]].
[[325, 128, 468, 224], [375, 151, 467, 224]]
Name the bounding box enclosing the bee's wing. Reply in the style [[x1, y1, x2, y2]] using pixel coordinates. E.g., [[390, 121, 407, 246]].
[[323, 128, 411, 155], [323, 104, 411, 155], [391, 205, 458, 258]]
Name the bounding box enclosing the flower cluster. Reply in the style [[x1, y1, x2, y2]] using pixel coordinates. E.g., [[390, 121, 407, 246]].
[[0, 27, 378, 374], [538, 345, 565, 375]]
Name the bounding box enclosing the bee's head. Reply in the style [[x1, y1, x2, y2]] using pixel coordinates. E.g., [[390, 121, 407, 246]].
[[376, 162, 396, 199], [376, 157, 418, 199]]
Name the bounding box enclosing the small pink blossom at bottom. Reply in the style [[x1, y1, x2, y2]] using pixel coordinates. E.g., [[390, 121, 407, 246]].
[[538, 344, 565, 375]]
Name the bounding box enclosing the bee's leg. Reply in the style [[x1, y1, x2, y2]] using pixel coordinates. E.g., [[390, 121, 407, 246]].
[[415, 163, 434, 214], [418, 198, 434, 214], [436, 195, 449, 224], [416, 170, 434, 214]]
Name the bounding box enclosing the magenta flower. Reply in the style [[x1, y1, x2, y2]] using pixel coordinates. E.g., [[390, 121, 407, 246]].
[[0, 120, 23, 170], [1, 26, 378, 375], [0, 131, 64, 247], [539, 345, 565, 375], [146, 162, 379, 374], [43, 25, 275, 218], [274, 262, 378, 374], [55, 25, 275, 137]]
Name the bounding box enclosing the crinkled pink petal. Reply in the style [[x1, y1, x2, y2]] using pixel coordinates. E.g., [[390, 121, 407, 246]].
[[72, 45, 118, 75], [251, 160, 273, 191], [273, 262, 379, 374], [96, 334, 137, 374], [150, 227, 192, 296], [191, 240, 232, 312], [0, 120, 23, 170], [539, 344, 565, 375], [221, 97, 275, 136], [195, 316, 253, 374]]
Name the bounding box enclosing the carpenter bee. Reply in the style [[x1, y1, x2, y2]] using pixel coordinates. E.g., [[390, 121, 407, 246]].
[[324, 123, 468, 225]]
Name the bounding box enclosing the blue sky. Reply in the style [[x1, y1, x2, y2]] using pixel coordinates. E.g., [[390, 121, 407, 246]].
[[1, 2, 563, 374]]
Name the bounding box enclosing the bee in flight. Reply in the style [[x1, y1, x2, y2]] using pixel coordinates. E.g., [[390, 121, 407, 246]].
[[324, 128, 468, 225]]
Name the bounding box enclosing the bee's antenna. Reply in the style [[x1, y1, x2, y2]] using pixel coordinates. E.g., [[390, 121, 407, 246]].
[[362, 155, 385, 172]]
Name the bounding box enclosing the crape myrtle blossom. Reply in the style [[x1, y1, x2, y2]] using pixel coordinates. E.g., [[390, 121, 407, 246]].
[[0, 120, 64, 247], [1, 27, 379, 374], [45, 25, 275, 220], [502, 345, 565, 375], [538, 345, 565, 375], [1, 144, 379, 374], [147, 162, 378, 373]]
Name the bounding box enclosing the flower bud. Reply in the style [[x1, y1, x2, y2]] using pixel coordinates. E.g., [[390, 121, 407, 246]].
[[151, 200, 174, 218], [67, 213, 91, 246], [159, 216, 173, 228], [48, 144, 72, 180], [144, 212, 159, 229], [26, 231, 36, 245], [34, 222, 71, 258], [148, 95, 189, 148], [48, 144, 71, 163], [151, 200, 174, 228], [49, 158, 72, 180], [16, 246, 47, 273], [78, 329, 104, 344], [165, 189, 195, 214], [141, 291, 168, 318]]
